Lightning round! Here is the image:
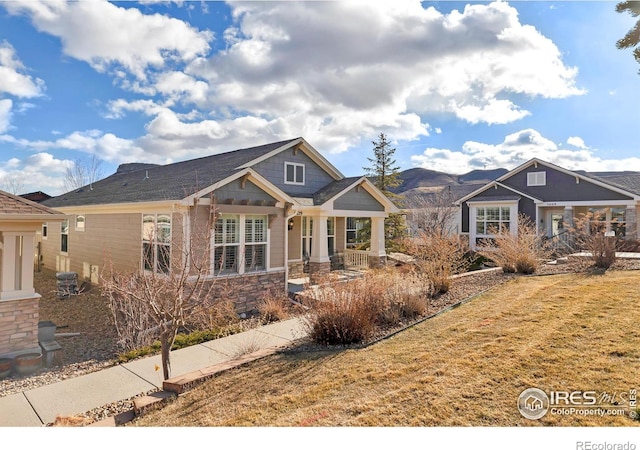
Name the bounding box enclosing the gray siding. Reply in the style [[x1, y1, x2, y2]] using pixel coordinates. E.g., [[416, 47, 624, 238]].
[[334, 187, 385, 212], [504, 166, 633, 202], [214, 179, 276, 204], [252, 147, 335, 196]]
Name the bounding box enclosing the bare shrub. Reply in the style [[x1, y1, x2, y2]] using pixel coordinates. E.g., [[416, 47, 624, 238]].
[[304, 269, 426, 345], [571, 211, 618, 270], [404, 232, 470, 296], [102, 197, 229, 380], [306, 286, 380, 346], [477, 213, 551, 274], [257, 289, 291, 324]]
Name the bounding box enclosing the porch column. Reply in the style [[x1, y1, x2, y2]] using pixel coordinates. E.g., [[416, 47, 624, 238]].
[[626, 205, 637, 239], [309, 215, 330, 281], [0, 232, 36, 300], [369, 217, 386, 268], [563, 207, 574, 229]]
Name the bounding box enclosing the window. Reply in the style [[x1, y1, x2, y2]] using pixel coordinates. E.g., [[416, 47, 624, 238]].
[[611, 207, 626, 237], [213, 214, 269, 274], [245, 216, 267, 272], [327, 218, 335, 256], [527, 171, 546, 186], [213, 215, 239, 273], [475, 206, 511, 235], [61, 219, 69, 253], [346, 217, 368, 248], [302, 216, 313, 259], [284, 162, 305, 185], [588, 207, 626, 237], [42, 223, 48, 240], [142, 214, 171, 274], [75, 215, 85, 231]]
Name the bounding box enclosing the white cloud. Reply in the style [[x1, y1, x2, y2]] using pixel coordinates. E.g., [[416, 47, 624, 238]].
[[411, 129, 640, 174], [4, 0, 212, 81], [567, 136, 587, 149], [90, 0, 582, 162], [1, 1, 586, 168], [0, 99, 12, 133], [0, 41, 45, 98], [0, 152, 72, 195]]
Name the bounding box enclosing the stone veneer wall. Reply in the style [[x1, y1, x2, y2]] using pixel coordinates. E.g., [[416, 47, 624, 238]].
[[0, 297, 39, 356], [308, 261, 331, 284], [368, 256, 386, 269], [288, 261, 305, 279], [208, 270, 286, 316]]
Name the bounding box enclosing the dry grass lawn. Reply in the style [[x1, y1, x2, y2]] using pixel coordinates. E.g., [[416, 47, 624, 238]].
[[133, 271, 640, 427]]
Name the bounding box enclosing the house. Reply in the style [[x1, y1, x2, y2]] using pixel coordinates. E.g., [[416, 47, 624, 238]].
[[0, 190, 64, 358], [20, 191, 53, 203], [41, 138, 399, 312], [456, 158, 640, 250]]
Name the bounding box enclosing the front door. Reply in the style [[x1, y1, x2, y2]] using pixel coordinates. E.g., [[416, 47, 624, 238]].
[[546, 209, 565, 237]]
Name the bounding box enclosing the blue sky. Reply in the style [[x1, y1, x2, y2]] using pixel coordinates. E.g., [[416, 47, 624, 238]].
[[0, 0, 639, 196]]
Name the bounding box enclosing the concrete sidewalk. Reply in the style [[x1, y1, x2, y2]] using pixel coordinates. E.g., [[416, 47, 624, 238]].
[[0, 317, 307, 427]]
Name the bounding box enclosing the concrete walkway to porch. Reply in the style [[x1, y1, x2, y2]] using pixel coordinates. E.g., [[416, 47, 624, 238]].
[[0, 317, 307, 427]]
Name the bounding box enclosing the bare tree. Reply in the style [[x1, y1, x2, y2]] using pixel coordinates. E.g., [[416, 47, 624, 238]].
[[101, 198, 227, 380], [64, 155, 104, 192], [1, 173, 25, 195], [403, 188, 459, 237]]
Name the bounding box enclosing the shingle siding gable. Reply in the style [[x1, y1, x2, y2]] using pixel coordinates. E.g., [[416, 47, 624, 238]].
[[502, 165, 633, 202], [251, 147, 336, 197]]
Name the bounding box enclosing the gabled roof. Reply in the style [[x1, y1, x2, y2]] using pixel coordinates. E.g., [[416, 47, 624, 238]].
[[0, 190, 63, 220], [457, 158, 640, 205], [587, 173, 640, 196], [455, 180, 542, 205], [496, 158, 640, 200], [44, 138, 301, 207], [312, 177, 362, 205], [313, 176, 400, 213]]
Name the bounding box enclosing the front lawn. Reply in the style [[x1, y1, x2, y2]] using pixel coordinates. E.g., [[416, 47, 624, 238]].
[[132, 270, 640, 426]]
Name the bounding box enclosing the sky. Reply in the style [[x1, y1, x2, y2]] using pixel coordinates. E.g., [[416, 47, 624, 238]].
[[1, 0, 640, 196]]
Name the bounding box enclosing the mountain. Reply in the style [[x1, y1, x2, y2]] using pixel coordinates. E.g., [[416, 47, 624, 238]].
[[391, 167, 508, 207]]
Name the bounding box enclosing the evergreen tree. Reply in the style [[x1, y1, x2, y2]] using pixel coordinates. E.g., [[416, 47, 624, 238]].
[[363, 133, 402, 198], [361, 133, 407, 252], [616, 1, 640, 70]]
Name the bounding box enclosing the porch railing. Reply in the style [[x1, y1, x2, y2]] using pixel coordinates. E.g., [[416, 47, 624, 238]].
[[344, 249, 369, 269]]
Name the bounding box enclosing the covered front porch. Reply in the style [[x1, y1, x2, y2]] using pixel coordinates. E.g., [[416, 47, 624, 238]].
[[286, 214, 388, 282], [537, 202, 638, 251]]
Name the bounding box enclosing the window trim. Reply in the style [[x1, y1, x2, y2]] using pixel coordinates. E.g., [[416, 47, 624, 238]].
[[60, 219, 69, 254], [527, 171, 546, 186], [75, 214, 86, 232], [42, 222, 48, 240], [284, 161, 305, 186], [142, 213, 172, 274], [212, 213, 269, 275], [468, 202, 518, 250]]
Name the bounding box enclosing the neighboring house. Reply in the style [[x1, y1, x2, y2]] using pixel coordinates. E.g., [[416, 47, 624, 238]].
[[0, 190, 64, 358], [20, 191, 53, 203], [41, 138, 399, 312], [456, 158, 640, 250]]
